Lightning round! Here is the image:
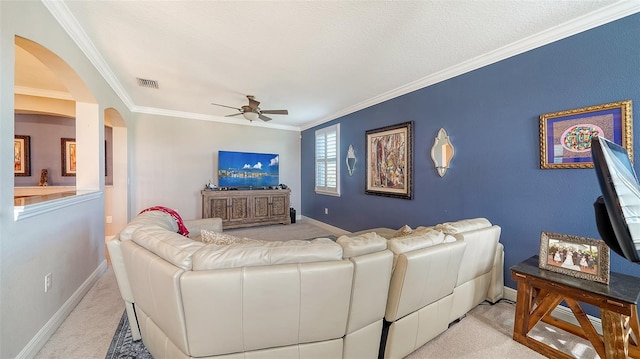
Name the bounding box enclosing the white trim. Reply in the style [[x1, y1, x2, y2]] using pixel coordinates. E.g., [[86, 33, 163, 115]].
[[503, 286, 602, 335], [43, 0, 640, 132], [41, 0, 135, 109], [14, 86, 74, 101], [14, 191, 103, 221], [300, 2, 640, 131], [300, 216, 349, 235], [15, 260, 108, 359], [132, 106, 300, 132]]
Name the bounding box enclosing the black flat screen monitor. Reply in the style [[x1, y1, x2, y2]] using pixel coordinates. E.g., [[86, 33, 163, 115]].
[[591, 136, 640, 263]]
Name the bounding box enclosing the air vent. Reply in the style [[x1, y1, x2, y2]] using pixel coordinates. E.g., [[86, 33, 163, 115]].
[[136, 77, 159, 89]]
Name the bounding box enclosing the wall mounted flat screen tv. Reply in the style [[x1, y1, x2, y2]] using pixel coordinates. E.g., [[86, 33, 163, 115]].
[[218, 150, 279, 189]]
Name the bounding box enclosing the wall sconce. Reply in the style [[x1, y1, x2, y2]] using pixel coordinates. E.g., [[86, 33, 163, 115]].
[[430, 128, 454, 177], [346, 144, 357, 176]]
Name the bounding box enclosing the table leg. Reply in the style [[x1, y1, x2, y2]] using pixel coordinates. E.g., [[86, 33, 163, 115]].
[[602, 309, 629, 359]]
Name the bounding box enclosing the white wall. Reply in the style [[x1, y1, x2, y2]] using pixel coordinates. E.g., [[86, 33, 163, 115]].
[[0, 2, 128, 357], [130, 113, 301, 220]]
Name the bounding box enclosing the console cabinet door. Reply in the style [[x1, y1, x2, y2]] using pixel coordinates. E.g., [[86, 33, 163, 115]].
[[229, 196, 249, 223], [271, 194, 288, 217], [253, 195, 271, 219], [210, 197, 229, 221]]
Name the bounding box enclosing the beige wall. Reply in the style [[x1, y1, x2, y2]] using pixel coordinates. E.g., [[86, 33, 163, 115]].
[[1, 2, 302, 357], [130, 113, 301, 220]]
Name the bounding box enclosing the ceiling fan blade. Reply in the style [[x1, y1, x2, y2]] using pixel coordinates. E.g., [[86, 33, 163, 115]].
[[260, 109, 288, 115], [247, 95, 260, 109], [225, 112, 244, 117], [211, 102, 242, 111], [259, 114, 272, 122]]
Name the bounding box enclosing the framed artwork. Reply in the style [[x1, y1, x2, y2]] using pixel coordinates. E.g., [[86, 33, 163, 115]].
[[14, 135, 31, 177], [538, 231, 610, 284], [365, 121, 413, 199], [539, 100, 632, 169], [61, 138, 76, 176]]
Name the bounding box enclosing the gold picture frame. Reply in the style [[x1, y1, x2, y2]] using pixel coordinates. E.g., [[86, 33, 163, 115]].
[[365, 121, 413, 199], [539, 100, 632, 169], [538, 231, 610, 284], [14, 135, 31, 177], [61, 138, 76, 177]]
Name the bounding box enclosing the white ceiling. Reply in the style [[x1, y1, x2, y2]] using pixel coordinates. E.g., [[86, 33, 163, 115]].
[[16, 1, 640, 130]]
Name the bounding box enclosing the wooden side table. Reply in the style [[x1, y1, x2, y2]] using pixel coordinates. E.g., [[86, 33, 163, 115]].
[[511, 255, 640, 358]]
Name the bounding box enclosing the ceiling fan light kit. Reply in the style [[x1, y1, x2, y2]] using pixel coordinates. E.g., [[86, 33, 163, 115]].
[[243, 112, 259, 121], [211, 95, 288, 122]]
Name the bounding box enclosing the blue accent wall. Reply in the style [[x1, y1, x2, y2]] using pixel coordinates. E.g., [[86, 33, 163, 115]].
[[302, 14, 640, 294]]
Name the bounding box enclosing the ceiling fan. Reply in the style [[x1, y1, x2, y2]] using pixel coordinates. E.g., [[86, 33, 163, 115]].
[[211, 95, 288, 122]]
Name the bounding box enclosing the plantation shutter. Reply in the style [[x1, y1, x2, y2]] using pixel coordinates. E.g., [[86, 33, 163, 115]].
[[315, 124, 340, 196]]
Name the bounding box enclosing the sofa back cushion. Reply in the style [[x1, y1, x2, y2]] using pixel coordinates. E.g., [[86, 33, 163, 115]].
[[132, 225, 205, 270], [387, 229, 452, 255], [192, 238, 343, 270], [336, 232, 387, 258], [119, 211, 179, 241], [434, 218, 492, 235]]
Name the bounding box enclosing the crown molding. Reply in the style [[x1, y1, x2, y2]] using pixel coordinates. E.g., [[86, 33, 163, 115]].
[[43, 0, 639, 132], [41, 0, 135, 109], [301, 1, 640, 131], [14, 86, 74, 101], [132, 106, 301, 132]]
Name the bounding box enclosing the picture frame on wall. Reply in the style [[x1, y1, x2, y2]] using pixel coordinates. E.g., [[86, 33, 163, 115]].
[[61, 137, 76, 176], [365, 121, 413, 199], [14, 135, 31, 177], [538, 231, 610, 285], [539, 100, 632, 169]]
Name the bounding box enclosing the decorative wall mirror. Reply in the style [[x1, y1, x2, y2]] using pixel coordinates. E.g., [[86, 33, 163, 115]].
[[430, 128, 454, 177], [346, 144, 357, 176]]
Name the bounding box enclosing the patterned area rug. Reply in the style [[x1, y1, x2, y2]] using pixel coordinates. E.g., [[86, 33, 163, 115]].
[[105, 311, 153, 359]]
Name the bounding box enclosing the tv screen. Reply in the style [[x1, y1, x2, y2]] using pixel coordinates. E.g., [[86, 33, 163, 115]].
[[218, 150, 279, 189], [591, 136, 640, 263]]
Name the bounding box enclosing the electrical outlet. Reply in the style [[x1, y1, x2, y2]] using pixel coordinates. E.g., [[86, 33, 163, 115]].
[[106, 216, 113, 224], [324, 208, 329, 215], [44, 273, 52, 292]]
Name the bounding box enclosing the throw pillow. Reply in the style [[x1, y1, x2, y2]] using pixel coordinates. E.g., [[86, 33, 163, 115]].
[[200, 229, 263, 245], [392, 225, 413, 238]]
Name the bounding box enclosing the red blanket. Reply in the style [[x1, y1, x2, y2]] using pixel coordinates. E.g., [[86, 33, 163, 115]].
[[139, 206, 189, 237]]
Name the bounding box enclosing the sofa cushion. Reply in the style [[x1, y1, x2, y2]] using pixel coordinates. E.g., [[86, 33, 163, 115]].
[[392, 226, 435, 239], [192, 238, 343, 270], [119, 211, 179, 241], [392, 225, 413, 238], [387, 229, 449, 255], [434, 218, 492, 235], [131, 225, 205, 270], [199, 229, 265, 245], [336, 232, 387, 258]]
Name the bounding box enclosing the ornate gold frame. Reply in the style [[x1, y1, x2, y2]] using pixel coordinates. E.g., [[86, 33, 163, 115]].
[[539, 100, 632, 169]]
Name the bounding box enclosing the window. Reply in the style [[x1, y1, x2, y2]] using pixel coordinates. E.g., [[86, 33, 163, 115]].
[[315, 124, 340, 196]]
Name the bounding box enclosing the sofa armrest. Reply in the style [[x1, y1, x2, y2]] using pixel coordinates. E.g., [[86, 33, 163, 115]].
[[486, 242, 504, 303], [185, 218, 223, 239]]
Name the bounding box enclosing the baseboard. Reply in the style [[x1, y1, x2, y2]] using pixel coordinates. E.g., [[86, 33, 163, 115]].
[[299, 215, 350, 235], [503, 286, 602, 335], [17, 260, 108, 359]]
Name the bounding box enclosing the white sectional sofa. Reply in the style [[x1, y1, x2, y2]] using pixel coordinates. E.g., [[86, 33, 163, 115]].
[[108, 210, 393, 359], [109, 213, 502, 359], [352, 218, 504, 359], [107, 210, 224, 341]]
